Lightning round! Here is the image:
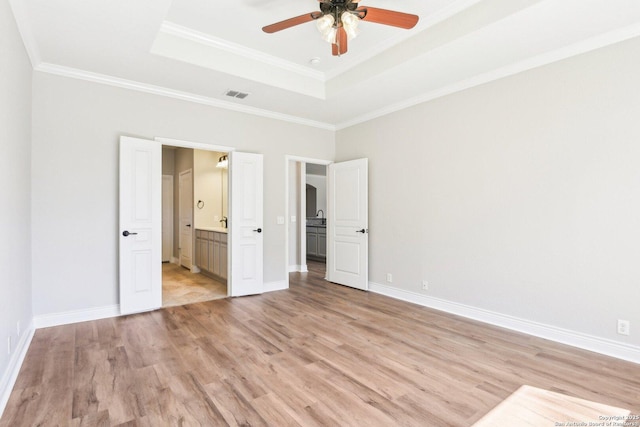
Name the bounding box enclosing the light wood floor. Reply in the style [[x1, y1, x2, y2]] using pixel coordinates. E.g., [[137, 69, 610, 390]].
[[2, 266, 639, 426], [162, 263, 227, 307]]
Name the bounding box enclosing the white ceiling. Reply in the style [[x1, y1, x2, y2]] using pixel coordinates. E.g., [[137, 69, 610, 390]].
[[11, 0, 640, 130]]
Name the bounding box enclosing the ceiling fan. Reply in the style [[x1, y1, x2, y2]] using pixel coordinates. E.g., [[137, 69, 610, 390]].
[[262, 0, 419, 57]]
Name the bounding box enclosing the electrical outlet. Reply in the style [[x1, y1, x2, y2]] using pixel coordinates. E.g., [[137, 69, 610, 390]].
[[7, 336, 11, 355], [617, 319, 630, 336], [422, 280, 429, 291], [277, 216, 285, 225], [291, 215, 296, 223], [386, 273, 393, 283]]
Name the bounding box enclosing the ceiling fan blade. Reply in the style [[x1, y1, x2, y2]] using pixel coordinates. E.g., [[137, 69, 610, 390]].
[[357, 6, 419, 29], [331, 27, 348, 56], [262, 12, 317, 33]]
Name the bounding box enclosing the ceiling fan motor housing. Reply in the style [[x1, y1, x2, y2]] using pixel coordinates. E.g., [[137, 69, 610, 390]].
[[320, 0, 361, 21]]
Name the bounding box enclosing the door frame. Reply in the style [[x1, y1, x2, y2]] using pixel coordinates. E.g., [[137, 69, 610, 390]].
[[156, 137, 236, 299], [284, 155, 333, 289]]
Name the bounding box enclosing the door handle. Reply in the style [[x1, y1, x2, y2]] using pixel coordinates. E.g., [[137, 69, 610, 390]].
[[253, 228, 262, 233], [356, 228, 368, 234], [122, 230, 138, 237], [186, 224, 191, 227]]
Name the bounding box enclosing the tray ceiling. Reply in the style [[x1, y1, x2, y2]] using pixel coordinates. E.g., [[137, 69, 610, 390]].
[[11, 0, 640, 129]]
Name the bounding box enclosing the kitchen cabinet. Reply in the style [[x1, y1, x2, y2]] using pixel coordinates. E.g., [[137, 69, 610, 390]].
[[306, 226, 326, 261], [195, 229, 227, 282]]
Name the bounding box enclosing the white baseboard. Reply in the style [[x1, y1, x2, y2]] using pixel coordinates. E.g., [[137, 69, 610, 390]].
[[264, 280, 288, 293], [171, 257, 179, 264], [33, 304, 121, 329], [288, 264, 308, 273], [0, 320, 35, 418], [369, 282, 640, 365]]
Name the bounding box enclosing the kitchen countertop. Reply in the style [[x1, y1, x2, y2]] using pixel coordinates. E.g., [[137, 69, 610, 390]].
[[196, 226, 228, 233]]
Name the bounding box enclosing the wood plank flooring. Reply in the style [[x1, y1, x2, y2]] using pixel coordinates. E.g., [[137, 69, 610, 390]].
[[2, 263, 639, 426]]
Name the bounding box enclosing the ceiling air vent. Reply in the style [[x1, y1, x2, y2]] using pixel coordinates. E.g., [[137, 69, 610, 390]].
[[224, 90, 250, 100]]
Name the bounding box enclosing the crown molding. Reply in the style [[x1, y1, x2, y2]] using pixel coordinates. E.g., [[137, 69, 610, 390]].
[[34, 62, 335, 131], [8, 0, 41, 68], [335, 22, 640, 130], [27, 21, 640, 133], [160, 21, 326, 82]]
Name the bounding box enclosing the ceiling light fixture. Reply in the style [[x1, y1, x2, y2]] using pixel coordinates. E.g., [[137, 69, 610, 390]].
[[315, 14, 335, 42], [315, 11, 360, 44], [262, 1, 418, 57], [340, 11, 360, 40], [216, 155, 228, 169]]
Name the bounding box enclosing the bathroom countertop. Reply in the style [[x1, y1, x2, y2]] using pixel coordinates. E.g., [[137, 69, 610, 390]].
[[196, 226, 228, 233], [306, 218, 326, 227]]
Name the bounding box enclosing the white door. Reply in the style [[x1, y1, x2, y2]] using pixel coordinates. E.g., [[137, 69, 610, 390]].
[[162, 175, 173, 262], [229, 152, 264, 296], [119, 136, 162, 314], [179, 169, 193, 269], [327, 158, 368, 290]]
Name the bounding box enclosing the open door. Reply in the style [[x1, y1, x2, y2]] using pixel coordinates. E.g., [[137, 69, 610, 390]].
[[229, 152, 264, 296], [119, 136, 162, 314], [327, 158, 368, 290]]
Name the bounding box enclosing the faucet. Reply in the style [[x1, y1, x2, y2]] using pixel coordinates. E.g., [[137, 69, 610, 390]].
[[316, 209, 325, 225], [220, 216, 228, 228]]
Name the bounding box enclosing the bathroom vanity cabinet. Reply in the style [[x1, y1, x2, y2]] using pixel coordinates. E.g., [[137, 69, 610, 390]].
[[195, 228, 227, 282]]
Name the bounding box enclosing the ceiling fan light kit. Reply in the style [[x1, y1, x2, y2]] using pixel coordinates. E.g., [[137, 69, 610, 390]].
[[262, 0, 419, 57], [340, 11, 360, 41], [316, 14, 337, 43]]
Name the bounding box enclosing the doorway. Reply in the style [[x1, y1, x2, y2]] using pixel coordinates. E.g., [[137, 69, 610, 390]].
[[161, 146, 229, 307], [120, 136, 265, 315], [285, 156, 370, 292], [305, 163, 328, 265], [286, 157, 332, 288]]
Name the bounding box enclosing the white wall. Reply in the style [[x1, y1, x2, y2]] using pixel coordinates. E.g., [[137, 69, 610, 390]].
[[174, 148, 194, 258], [337, 37, 640, 349], [161, 146, 175, 175], [161, 147, 176, 259], [0, 0, 33, 408], [194, 150, 226, 229], [31, 72, 335, 317]]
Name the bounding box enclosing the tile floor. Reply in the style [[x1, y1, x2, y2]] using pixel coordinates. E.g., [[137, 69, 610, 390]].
[[162, 262, 227, 307]]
